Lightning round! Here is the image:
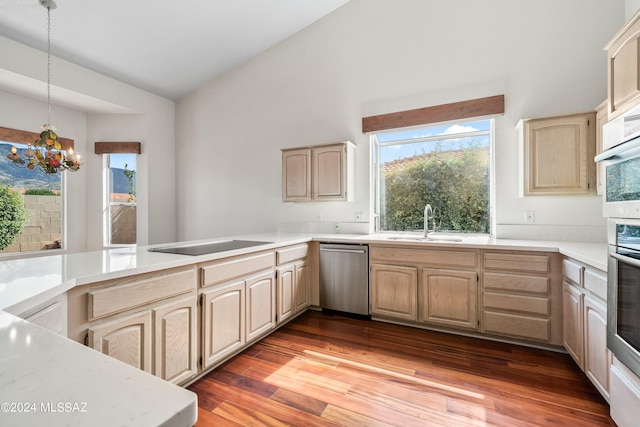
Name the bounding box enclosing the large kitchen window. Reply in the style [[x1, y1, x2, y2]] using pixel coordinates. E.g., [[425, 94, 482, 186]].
[[0, 139, 64, 254], [372, 118, 493, 235], [105, 153, 136, 246]]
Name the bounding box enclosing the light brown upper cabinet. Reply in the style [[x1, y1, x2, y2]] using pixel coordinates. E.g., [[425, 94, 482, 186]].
[[605, 9, 640, 119], [518, 112, 596, 196], [282, 141, 355, 202]]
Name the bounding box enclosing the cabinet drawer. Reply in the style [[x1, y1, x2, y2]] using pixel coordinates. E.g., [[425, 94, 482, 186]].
[[585, 268, 607, 301], [483, 272, 549, 295], [483, 252, 549, 274], [562, 259, 584, 286], [484, 311, 550, 342], [483, 292, 550, 316], [88, 268, 196, 321], [276, 244, 308, 265], [370, 246, 478, 269], [201, 251, 274, 287]]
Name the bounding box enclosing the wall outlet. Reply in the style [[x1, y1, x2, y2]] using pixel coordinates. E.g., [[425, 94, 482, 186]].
[[525, 210, 535, 224], [316, 212, 323, 221], [355, 212, 365, 221]]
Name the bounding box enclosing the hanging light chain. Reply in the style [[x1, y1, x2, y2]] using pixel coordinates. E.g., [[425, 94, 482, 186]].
[[47, 3, 51, 127]]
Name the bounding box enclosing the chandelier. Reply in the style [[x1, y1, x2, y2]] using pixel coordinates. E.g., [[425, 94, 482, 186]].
[[5, 0, 81, 174]]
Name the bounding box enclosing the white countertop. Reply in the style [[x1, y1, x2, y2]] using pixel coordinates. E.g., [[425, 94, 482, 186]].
[[0, 232, 610, 315], [0, 231, 609, 426], [0, 311, 197, 427]]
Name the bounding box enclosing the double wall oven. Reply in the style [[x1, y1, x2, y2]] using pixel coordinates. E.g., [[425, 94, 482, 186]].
[[596, 104, 640, 379]]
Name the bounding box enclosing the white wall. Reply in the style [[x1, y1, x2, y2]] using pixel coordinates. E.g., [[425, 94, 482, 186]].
[[627, 0, 640, 19], [176, 0, 625, 242], [0, 36, 176, 252]]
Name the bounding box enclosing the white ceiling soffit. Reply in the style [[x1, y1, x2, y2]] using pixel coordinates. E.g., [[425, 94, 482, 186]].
[[0, 69, 138, 114], [0, 0, 351, 101]]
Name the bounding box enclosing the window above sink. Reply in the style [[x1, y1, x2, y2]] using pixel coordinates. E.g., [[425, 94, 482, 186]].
[[371, 117, 494, 239]]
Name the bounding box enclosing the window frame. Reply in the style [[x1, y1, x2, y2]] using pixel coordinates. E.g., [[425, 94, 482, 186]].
[[103, 153, 137, 248], [371, 117, 495, 236]]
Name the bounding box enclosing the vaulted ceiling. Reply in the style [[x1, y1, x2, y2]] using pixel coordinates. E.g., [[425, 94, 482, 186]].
[[0, 0, 351, 100]]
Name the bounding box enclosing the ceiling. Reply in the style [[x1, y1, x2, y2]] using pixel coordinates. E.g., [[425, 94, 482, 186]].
[[0, 0, 351, 101]]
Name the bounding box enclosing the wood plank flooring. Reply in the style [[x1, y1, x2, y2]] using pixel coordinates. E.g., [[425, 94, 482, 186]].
[[188, 311, 615, 426]]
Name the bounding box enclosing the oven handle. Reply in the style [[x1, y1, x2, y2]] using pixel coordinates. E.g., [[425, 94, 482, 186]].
[[611, 251, 640, 268], [595, 134, 640, 162]]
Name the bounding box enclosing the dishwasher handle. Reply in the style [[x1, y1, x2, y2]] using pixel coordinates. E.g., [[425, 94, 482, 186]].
[[319, 248, 367, 254]]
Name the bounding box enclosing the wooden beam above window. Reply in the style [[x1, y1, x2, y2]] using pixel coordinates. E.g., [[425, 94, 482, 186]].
[[94, 141, 141, 155], [362, 95, 505, 133], [0, 125, 75, 151]]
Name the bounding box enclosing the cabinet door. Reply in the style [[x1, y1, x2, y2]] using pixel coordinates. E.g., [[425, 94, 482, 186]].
[[521, 113, 595, 195], [420, 268, 478, 330], [606, 11, 640, 119], [282, 148, 311, 201], [562, 281, 585, 369], [153, 296, 197, 385], [294, 260, 310, 313], [584, 295, 611, 401], [202, 280, 245, 369], [246, 271, 276, 343], [21, 293, 67, 336], [277, 265, 295, 324], [313, 144, 346, 200], [370, 264, 417, 321], [89, 311, 152, 373]]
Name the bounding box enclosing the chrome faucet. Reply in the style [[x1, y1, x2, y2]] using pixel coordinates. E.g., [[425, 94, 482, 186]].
[[424, 204, 436, 237]]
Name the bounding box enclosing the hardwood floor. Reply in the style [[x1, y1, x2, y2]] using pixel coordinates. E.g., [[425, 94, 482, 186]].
[[188, 311, 615, 426]]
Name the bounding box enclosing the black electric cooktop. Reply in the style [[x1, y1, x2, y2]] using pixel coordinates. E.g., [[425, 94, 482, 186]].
[[148, 240, 273, 256]]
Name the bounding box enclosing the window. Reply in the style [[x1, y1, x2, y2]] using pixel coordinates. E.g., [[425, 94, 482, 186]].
[[105, 153, 136, 246], [0, 139, 63, 254], [372, 119, 493, 235]]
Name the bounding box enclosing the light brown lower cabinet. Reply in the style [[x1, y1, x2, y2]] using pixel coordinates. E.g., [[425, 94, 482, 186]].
[[419, 268, 478, 330], [201, 280, 245, 370], [370, 263, 418, 321], [246, 271, 277, 343], [277, 265, 295, 323], [562, 257, 611, 402], [89, 310, 153, 374], [88, 294, 198, 385], [276, 260, 309, 323], [153, 296, 198, 384], [562, 280, 585, 368], [481, 251, 561, 345], [201, 269, 277, 370], [66, 266, 199, 385], [276, 244, 310, 324], [584, 294, 611, 401], [294, 261, 310, 313]]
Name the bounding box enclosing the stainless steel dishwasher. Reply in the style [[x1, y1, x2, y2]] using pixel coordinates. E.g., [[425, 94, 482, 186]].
[[319, 243, 369, 315]]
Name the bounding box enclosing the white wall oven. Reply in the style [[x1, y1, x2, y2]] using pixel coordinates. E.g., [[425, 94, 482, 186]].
[[597, 104, 640, 379], [607, 218, 640, 378]]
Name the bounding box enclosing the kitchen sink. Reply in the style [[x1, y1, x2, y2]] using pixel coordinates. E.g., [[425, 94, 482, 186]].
[[384, 234, 464, 243], [148, 240, 273, 256]]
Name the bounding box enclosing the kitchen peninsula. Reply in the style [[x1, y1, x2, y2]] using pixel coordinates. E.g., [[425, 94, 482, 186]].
[[0, 232, 607, 426]]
